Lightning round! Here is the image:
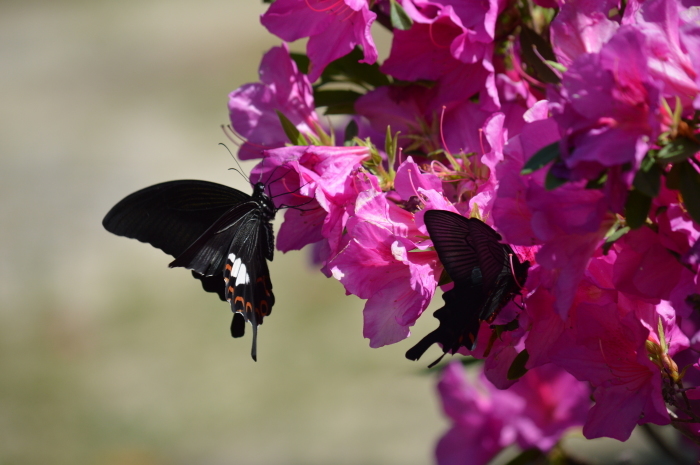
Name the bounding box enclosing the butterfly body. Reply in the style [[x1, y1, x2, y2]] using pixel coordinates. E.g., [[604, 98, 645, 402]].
[[406, 210, 529, 366], [103, 180, 277, 361]]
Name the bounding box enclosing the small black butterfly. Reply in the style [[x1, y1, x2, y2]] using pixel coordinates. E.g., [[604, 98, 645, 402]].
[[103, 179, 277, 361], [406, 210, 530, 367]]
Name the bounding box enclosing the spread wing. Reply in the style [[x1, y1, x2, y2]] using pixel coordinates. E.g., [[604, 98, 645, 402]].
[[102, 180, 252, 300]]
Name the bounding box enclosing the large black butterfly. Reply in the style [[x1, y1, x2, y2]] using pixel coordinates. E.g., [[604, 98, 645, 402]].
[[406, 210, 530, 366], [103, 179, 277, 361]]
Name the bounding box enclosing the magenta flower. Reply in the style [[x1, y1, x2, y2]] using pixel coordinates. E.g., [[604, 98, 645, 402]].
[[228, 44, 320, 160], [549, 286, 683, 440], [613, 226, 689, 301], [435, 361, 589, 465], [624, 0, 700, 110], [260, 0, 378, 82], [548, 27, 661, 186], [549, 0, 619, 67], [493, 113, 613, 316], [327, 185, 439, 347], [252, 145, 370, 254], [382, 22, 498, 110]]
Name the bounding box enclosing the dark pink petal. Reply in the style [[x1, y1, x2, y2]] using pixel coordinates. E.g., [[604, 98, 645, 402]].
[[613, 227, 686, 301], [550, 0, 619, 66], [276, 204, 326, 252], [261, 0, 377, 81], [394, 157, 443, 202], [228, 44, 319, 160]]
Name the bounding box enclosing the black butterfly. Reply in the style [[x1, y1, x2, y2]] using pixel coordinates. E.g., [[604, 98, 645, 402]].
[[103, 179, 277, 361], [406, 210, 530, 366]]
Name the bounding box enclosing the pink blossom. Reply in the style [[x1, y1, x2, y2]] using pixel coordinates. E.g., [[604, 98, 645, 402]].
[[493, 113, 613, 316], [228, 44, 319, 160], [253, 145, 369, 253], [624, 0, 699, 111], [549, 0, 620, 67], [327, 186, 438, 347], [548, 27, 661, 184], [612, 226, 688, 301], [549, 287, 677, 440], [260, 0, 378, 82], [382, 22, 498, 110], [435, 362, 589, 465]]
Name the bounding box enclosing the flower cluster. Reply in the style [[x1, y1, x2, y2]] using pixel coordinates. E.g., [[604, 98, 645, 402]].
[[227, 0, 700, 461]]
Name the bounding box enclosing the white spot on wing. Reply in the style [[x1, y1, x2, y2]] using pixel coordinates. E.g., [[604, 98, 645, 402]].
[[235, 264, 249, 286], [231, 258, 242, 278]]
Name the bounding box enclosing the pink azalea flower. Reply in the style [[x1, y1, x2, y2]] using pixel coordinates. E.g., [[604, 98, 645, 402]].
[[327, 187, 439, 347], [382, 22, 498, 110], [260, 0, 378, 82], [624, 0, 699, 111], [549, 286, 681, 440], [493, 112, 613, 316], [394, 156, 443, 202], [548, 26, 661, 185], [549, 0, 620, 67], [228, 44, 320, 160], [612, 226, 688, 301], [435, 361, 589, 465], [252, 145, 370, 253]]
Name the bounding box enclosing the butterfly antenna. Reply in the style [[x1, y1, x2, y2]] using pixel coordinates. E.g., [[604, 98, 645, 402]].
[[509, 253, 525, 289], [278, 197, 321, 212], [219, 143, 251, 183], [264, 162, 287, 190]]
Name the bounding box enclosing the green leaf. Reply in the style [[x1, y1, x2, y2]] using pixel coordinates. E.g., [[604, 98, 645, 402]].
[[625, 189, 652, 229], [503, 448, 545, 465], [585, 170, 608, 189], [544, 60, 567, 73], [343, 119, 358, 146], [633, 162, 662, 197], [289, 53, 310, 75], [679, 161, 700, 224], [521, 141, 560, 174], [275, 110, 307, 145], [519, 26, 560, 84], [319, 48, 390, 88], [313, 89, 362, 115], [544, 167, 567, 190], [657, 137, 700, 163], [602, 225, 630, 255], [507, 349, 529, 380], [389, 0, 413, 30]]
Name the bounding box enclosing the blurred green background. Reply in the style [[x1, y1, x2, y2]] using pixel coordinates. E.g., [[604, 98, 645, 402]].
[[0, 1, 690, 464], [0, 1, 452, 464]]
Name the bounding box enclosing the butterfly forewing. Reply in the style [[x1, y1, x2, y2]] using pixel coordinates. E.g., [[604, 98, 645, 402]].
[[103, 179, 277, 361], [168, 201, 260, 276], [103, 180, 252, 258], [423, 210, 479, 283]]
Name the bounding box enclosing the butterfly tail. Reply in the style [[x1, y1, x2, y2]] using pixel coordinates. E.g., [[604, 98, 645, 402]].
[[405, 330, 442, 362], [250, 317, 258, 362]]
